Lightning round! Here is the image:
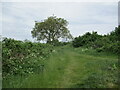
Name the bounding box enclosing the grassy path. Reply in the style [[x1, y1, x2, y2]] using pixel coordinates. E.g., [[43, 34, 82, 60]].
[[20, 46, 117, 88], [57, 51, 89, 88], [3, 46, 118, 88]]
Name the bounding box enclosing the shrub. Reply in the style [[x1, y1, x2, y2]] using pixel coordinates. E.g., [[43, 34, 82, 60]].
[[72, 27, 119, 54], [2, 38, 53, 77]]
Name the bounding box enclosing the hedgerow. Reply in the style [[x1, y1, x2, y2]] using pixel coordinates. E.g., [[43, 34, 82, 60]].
[[2, 38, 53, 77], [72, 26, 120, 54]]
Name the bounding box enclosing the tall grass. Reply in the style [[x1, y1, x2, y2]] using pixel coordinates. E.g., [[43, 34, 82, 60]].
[[3, 45, 118, 88]]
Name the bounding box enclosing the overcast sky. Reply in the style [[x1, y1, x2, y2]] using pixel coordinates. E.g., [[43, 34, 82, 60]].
[[1, 2, 118, 41]]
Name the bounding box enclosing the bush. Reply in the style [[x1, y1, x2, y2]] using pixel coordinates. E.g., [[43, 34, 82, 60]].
[[72, 32, 102, 48], [2, 38, 53, 77], [72, 27, 119, 54]]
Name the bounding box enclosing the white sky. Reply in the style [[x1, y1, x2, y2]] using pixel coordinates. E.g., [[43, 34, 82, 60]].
[[1, 1, 118, 41]]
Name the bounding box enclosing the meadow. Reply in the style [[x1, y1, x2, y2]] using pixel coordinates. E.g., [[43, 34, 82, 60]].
[[2, 43, 118, 88]]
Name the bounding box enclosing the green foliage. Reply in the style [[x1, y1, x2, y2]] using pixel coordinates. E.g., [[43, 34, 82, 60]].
[[72, 26, 120, 54], [31, 15, 73, 45], [2, 38, 53, 77], [53, 41, 71, 46], [72, 31, 102, 48], [3, 45, 118, 88]]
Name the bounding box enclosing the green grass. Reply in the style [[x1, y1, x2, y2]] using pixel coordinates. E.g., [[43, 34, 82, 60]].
[[3, 45, 118, 88]]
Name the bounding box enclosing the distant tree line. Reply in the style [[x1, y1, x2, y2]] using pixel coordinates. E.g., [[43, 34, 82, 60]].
[[72, 26, 120, 54]]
